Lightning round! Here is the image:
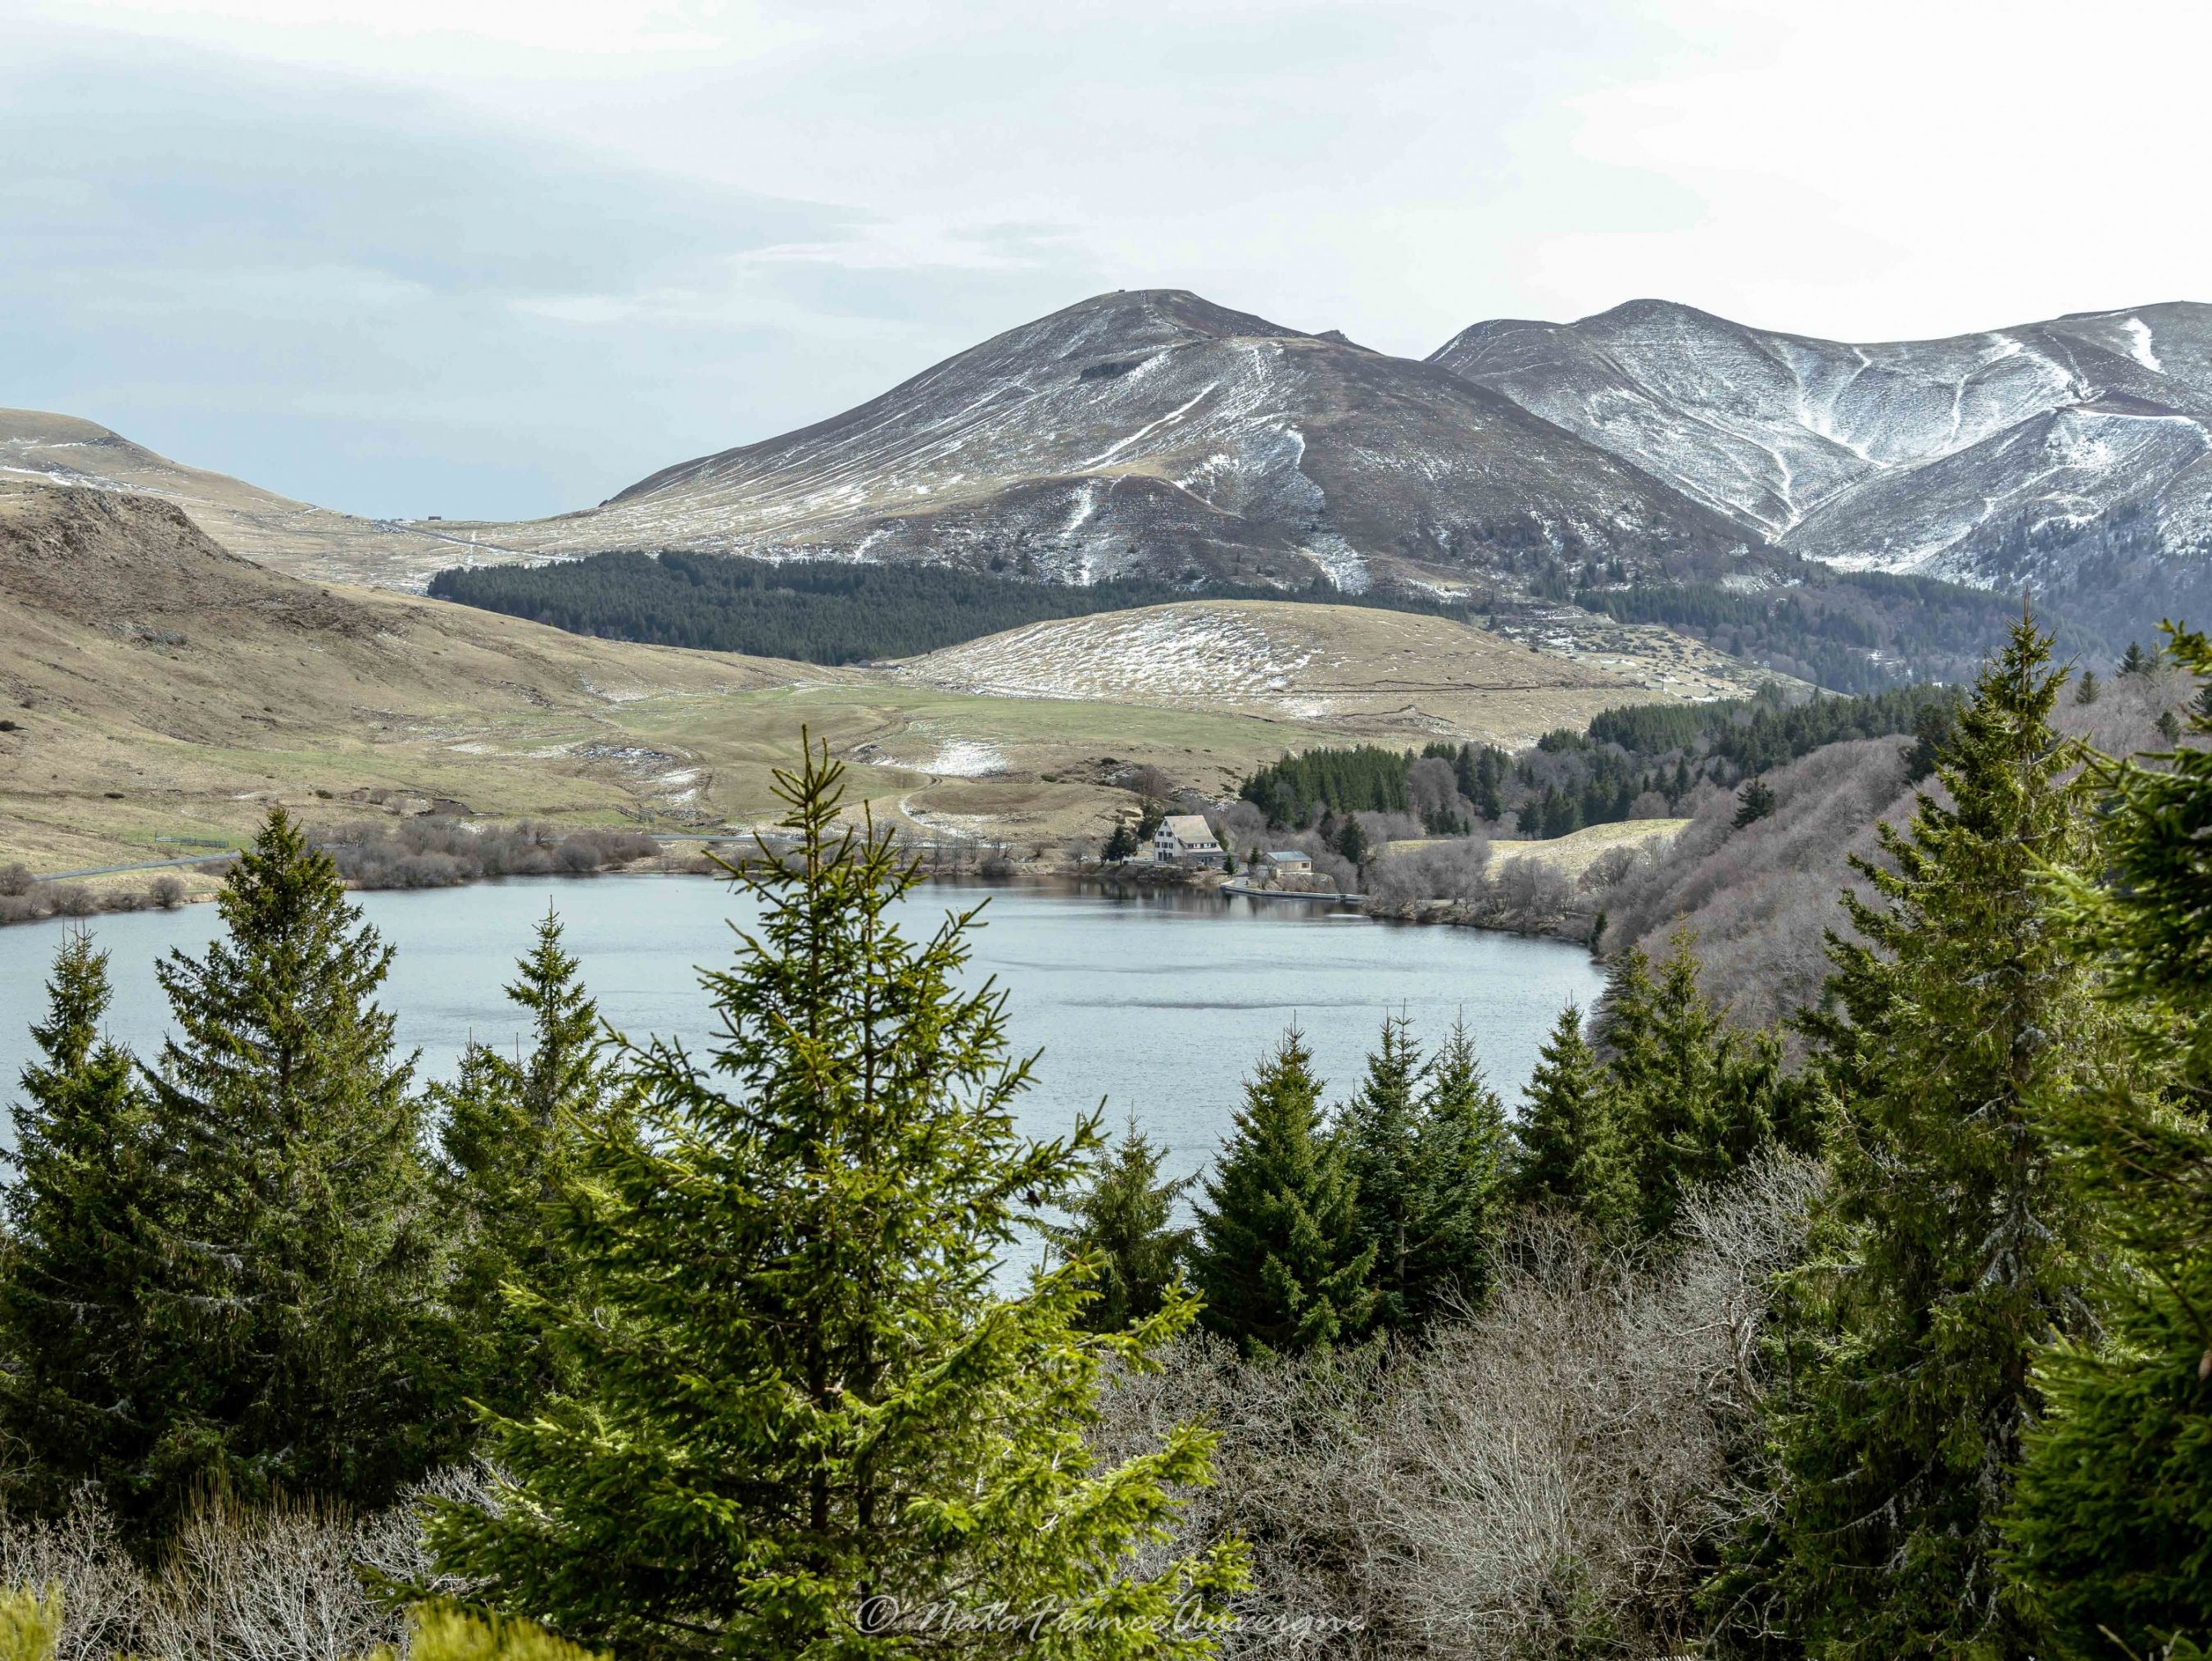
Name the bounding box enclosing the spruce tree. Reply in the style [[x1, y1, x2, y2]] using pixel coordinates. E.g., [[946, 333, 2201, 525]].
[[1510, 1003, 1634, 1236], [138, 809, 459, 1527], [426, 742, 1241, 1657], [1041, 1114, 1194, 1334], [1190, 1029, 1376, 1355], [433, 907, 621, 1418], [2003, 622, 2212, 1655], [1602, 933, 1776, 1238], [1403, 1017, 1512, 1320], [1760, 616, 2112, 1657], [0, 932, 164, 1515], [1340, 1014, 1426, 1332]]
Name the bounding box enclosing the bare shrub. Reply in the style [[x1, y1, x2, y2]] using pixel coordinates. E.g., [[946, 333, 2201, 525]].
[[0, 864, 31, 897], [1095, 1159, 1821, 1659], [1492, 855, 1571, 915], [1364, 837, 1492, 908], [48, 886, 95, 919], [0, 1469, 492, 1661], [320, 821, 660, 891], [150, 876, 186, 910], [1598, 737, 1915, 1028]]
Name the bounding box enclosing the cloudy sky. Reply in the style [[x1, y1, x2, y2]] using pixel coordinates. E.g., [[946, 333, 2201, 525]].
[[6, 0, 2206, 520]]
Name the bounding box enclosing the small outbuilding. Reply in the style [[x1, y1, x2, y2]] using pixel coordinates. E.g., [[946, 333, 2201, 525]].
[[1260, 849, 1312, 875]]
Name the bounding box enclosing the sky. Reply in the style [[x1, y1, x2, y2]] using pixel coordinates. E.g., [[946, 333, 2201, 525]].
[[5, 0, 2208, 520]]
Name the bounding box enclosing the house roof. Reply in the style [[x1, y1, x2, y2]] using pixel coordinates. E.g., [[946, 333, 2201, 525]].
[[1263, 849, 1310, 860], [1159, 815, 1217, 842]]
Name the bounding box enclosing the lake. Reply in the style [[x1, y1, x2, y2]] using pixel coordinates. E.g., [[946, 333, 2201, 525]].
[[0, 876, 1603, 1200]]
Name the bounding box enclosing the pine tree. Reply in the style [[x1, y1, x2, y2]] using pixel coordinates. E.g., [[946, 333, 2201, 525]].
[[425, 741, 1241, 1657], [1732, 776, 1777, 828], [1760, 616, 2113, 1657], [433, 907, 621, 1418], [1104, 823, 1138, 862], [1041, 1114, 1194, 1334], [0, 932, 165, 1516], [2003, 622, 2212, 1655], [1510, 1003, 1634, 1235], [1340, 1014, 1426, 1332], [1403, 1017, 1512, 1320], [2119, 639, 2155, 676], [138, 809, 460, 1528], [2072, 665, 2100, 706], [1602, 933, 1776, 1238], [1190, 1029, 1376, 1355]]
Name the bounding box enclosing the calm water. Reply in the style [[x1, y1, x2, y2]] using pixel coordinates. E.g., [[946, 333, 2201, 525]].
[[0, 877, 1602, 1195]]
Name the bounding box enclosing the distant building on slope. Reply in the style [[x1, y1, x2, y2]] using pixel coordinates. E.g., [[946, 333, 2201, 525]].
[[1153, 815, 1225, 868], [1259, 849, 1312, 876]]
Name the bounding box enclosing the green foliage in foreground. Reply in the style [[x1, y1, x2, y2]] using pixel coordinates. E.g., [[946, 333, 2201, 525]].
[[1042, 1115, 1194, 1335], [1339, 1014, 1513, 1332], [1508, 1002, 1634, 1237], [1189, 1030, 1376, 1355], [2004, 622, 2212, 1658], [1748, 618, 2123, 1658], [0, 932, 165, 1518], [0, 1585, 61, 1661], [432, 906, 626, 1418], [0, 814, 465, 1538], [426, 741, 1243, 1658]]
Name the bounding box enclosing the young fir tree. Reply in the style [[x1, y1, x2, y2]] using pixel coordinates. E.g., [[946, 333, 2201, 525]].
[[138, 809, 459, 1529], [1190, 1029, 1376, 1355], [1339, 1014, 1426, 1332], [1040, 1113, 1194, 1335], [1402, 1016, 1513, 1320], [1756, 616, 2113, 1658], [2003, 622, 2212, 1656], [0, 932, 165, 1516], [425, 741, 1242, 1658], [1601, 933, 1776, 1238], [1509, 1003, 1634, 1236], [433, 906, 621, 1418]]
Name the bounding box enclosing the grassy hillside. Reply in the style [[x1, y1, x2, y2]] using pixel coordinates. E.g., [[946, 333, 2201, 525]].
[[9, 483, 1734, 874]]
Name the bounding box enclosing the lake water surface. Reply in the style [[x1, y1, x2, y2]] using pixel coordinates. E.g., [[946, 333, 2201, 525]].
[[0, 877, 1602, 1191]]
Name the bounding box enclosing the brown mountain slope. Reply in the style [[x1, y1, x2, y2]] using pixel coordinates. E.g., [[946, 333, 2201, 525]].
[[0, 408, 497, 587]]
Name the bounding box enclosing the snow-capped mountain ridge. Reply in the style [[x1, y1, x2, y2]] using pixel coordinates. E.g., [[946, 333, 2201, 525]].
[[493, 288, 1756, 595], [1430, 299, 2212, 604]]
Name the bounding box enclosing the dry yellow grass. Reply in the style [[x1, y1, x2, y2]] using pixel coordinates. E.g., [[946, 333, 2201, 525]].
[[1493, 819, 1693, 879]]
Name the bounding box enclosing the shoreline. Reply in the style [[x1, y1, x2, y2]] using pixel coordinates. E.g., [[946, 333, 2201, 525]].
[[0, 851, 1601, 961]]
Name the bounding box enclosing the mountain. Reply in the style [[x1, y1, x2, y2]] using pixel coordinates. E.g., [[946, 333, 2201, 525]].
[[447, 289, 1766, 593], [1430, 299, 2212, 638], [0, 406, 485, 587]]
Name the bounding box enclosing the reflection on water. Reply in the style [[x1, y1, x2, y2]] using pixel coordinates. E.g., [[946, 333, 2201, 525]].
[[0, 875, 1602, 1202]]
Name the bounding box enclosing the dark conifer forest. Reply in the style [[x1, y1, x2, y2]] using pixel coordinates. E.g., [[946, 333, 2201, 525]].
[[426, 551, 1457, 665]]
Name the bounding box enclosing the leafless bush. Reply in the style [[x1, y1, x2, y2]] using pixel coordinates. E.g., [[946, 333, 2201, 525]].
[[49, 885, 96, 919], [150, 876, 187, 909], [0, 864, 31, 897], [1492, 855, 1572, 915], [319, 821, 660, 891], [1598, 737, 1915, 1028], [0, 1468, 492, 1661], [1095, 1159, 1821, 1659], [1363, 837, 1492, 908]]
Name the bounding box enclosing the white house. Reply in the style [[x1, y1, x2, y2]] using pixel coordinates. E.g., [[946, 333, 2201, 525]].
[[1153, 814, 1225, 867]]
